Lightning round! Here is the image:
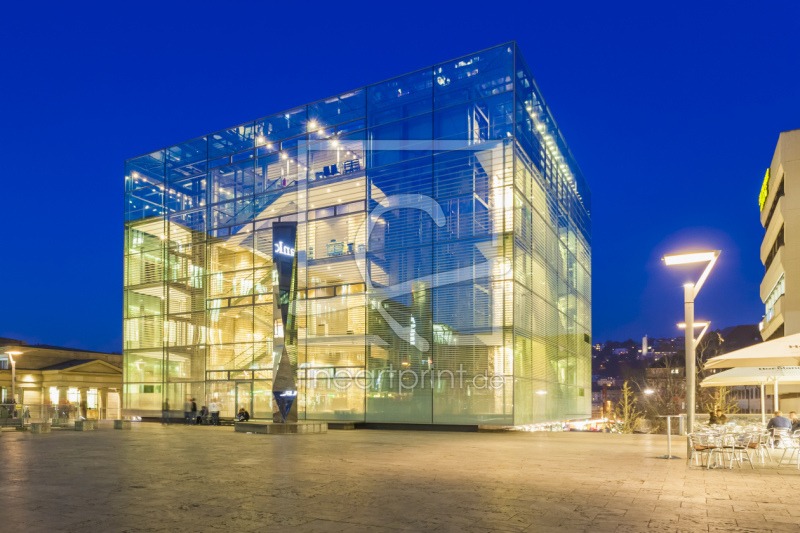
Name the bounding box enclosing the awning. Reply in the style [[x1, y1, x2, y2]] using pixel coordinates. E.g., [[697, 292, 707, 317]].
[[703, 332, 800, 369], [700, 366, 800, 387]]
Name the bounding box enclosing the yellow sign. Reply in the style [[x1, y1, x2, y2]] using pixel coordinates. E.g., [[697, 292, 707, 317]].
[[759, 168, 770, 210]]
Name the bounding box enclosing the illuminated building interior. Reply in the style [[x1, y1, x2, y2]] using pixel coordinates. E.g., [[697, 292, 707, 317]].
[[123, 43, 591, 425]]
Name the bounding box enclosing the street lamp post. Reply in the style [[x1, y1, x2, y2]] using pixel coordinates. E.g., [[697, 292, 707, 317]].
[[663, 250, 719, 456], [5, 351, 22, 405]]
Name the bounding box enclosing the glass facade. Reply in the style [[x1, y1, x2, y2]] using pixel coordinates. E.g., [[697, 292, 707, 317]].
[[123, 43, 591, 426]]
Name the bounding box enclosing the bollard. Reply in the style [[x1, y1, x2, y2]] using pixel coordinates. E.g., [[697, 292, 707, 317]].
[[31, 423, 51, 434], [74, 420, 96, 431]]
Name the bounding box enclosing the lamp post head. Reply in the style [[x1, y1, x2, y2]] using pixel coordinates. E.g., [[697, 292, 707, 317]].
[[663, 250, 720, 297], [663, 251, 718, 265]]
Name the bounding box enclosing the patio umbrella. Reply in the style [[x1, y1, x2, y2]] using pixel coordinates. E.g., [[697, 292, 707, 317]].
[[704, 331, 800, 369], [700, 366, 800, 423]]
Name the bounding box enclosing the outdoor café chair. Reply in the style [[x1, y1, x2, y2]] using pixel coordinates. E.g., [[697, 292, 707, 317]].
[[705, 434, 726, 469], [708, 434, 749, 469], [778, 434, 800, 469], [750, 432, 772, 464], [731, 433, 755, 469], [772, 427, 790, 449], [689, 433, 713, 467]]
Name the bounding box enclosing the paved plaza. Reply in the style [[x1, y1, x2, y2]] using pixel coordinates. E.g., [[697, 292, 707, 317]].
[[2, 423, 800, 532]]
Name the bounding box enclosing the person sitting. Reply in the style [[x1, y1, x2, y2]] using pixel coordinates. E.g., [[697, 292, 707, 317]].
[[714, 409, 727, 425], [236, 408, 249, 422], [789, 411, 800, 433], [241, 409, 250, 422], [767, 411, 792, 445], [708, 410, 719, 425]]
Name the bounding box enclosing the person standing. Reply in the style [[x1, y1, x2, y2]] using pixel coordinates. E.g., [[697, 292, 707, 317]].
[[210, 399, 220, 426], [162, 399, 170, 425], [183, 397, 192, 425], [191, 398, 198, 425]]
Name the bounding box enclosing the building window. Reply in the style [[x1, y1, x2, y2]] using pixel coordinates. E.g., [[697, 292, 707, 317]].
[[87, 389, 98, 409], [764, 178, 785, 230], [766, 274, 785, 322], [765, 225, 785, 272], [49, 387, 59, 405], [67, 388, 79, 403]]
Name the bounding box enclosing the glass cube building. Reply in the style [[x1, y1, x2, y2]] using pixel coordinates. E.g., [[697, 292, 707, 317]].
[[123, 42, 591, 426]]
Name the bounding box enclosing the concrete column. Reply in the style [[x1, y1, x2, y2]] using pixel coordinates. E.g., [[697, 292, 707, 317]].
[[57, 386, 70, 419], [761, 382, 766, 424], [79, 388, 89, 419], [99, 388, 109, 420], [775, 381, 780, 412]]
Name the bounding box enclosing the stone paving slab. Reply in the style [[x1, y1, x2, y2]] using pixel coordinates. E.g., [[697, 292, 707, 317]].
[[2, 425, 800, 532]]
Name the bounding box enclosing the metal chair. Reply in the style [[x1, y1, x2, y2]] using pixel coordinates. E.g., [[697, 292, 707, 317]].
[[706, 434, 725, 469], [731, 433, 755, 469], [778, 433, 800, 468], [772, 427, 790, 449], [749, 432, 772, 464], [711, 434, 750, 469], [689, 433, 713, 467]]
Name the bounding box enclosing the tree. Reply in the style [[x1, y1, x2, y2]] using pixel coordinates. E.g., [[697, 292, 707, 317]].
[[636, 354, 685, 434], [696, 332, 740, 416], [613, 381, 643, 433]]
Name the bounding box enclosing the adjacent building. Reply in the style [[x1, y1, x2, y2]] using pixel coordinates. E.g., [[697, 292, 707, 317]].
[[123, 43, 592, 426], [760, 129, 800, 341], [0, 338, 123, 419]]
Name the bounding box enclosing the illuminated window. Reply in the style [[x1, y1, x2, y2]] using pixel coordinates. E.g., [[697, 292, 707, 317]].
[[67, 388, 79, 403], [766, 274, 785, 322], [49, 387, 59, 405], [87, 389, 98, 409]]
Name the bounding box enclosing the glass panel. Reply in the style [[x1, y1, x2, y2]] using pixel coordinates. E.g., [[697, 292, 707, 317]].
[[256, 107, 306, 143], [235, 382, 252, 417], [255, 146, 307, 192], [166, 137, 208, 181], [367, 113, 432, 169], [126, 150, 165, 192], [434, 44, 514, 109], [125, 187, 164, 221], [253, 380, 272, 418], [209, 160, 256, 204], [309, 131, 365, 182], [308, 88, 366, 129], [166, 175, 206, 212], [433, 92, 514, 144], [368, 68, 433, 127], [209, 123, 255, 159]]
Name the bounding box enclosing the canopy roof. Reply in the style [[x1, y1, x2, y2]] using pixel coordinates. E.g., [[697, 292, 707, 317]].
[[703, 332, 800, 369], [700, 366, 800, 387]]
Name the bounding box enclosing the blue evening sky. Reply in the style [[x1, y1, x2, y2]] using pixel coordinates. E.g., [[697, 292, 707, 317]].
[[1, 1, 797, 351]]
